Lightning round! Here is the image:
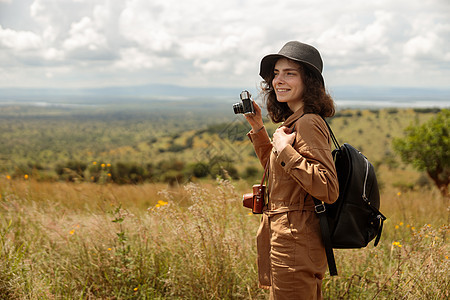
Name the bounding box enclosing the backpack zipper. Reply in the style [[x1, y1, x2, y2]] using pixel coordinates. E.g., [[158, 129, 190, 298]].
[[362, 156, 369, 203]]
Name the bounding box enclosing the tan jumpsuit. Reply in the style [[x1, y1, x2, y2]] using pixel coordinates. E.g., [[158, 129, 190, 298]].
[[247, 109, 339, 300]]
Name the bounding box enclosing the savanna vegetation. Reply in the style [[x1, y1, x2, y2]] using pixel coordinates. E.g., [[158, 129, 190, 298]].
[[0, 103, 443, 190], [0, 100, 448, 299], [393, 109, 449, 197]]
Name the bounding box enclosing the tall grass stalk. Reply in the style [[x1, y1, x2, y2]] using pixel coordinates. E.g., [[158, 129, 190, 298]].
[[0, 179, 448, 299]]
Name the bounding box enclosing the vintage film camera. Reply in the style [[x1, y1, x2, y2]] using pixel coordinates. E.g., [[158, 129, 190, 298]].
[[242, 159, 269, 214], [233, 90, 255, 115], [242, 184, 266, 214]]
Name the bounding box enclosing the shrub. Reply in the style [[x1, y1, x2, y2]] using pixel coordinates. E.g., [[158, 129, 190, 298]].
[[160, 170, 185, 186], [413, 108, 441, 114], [157, 159, 185, 172], [416, 173, 432, 188], [243, 166, 259, 179], [55, 161, 87, 182], [387, 108, 399, 114], [110, 162, 153, 184], [210, 163, 239, 180], [188, 162, 210, 179]]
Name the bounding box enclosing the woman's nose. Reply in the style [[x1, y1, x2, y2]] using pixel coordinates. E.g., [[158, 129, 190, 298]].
[[273, 74, 284, 86]]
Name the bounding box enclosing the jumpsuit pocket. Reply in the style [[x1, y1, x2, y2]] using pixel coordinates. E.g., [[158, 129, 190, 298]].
[[305, 212, 326, 266], [285, 211, 326, 266], [270, 213, 295, 265]]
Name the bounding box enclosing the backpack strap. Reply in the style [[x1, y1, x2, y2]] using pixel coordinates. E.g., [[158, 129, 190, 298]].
[[374, 217, 384, 246], [322, 117, 340, 150], [367, 204, 387, 247], [315, 117, 340, 276], [313, 197, 338, 276]]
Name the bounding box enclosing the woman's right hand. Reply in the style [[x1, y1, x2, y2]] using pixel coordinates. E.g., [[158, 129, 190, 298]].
[[244, 101, 264, 132]]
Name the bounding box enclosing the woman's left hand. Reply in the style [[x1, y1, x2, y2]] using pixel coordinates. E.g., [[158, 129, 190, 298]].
[[272, 126, 295, 153]]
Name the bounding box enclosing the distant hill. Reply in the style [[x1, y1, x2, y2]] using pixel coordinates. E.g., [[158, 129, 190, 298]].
[[0, 84, 449, 108], [0, 84, 246, 103]]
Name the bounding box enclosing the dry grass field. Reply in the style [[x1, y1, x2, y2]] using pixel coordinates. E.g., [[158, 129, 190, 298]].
[[0, 177, 448, 299]]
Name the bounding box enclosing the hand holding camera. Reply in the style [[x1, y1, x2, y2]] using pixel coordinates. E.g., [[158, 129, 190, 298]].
[[233, 90, 255, 115], [233, 90, 264, 132]]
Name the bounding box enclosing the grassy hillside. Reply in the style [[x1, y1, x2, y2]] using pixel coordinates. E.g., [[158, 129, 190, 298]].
[[0, 103, 442, 191]]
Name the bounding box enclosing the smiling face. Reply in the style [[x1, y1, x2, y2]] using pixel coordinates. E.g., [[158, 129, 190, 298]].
[[272, 58, 305, 112]]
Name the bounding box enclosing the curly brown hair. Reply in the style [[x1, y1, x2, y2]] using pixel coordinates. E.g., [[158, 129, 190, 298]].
[[260, 59, 335, 123]]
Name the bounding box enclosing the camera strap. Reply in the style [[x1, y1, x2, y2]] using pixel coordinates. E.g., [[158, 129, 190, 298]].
[[258, 158, 270, 210], [260, 158, 270, 187]]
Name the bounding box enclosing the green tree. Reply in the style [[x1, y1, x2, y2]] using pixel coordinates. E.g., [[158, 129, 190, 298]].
[[393, 109, 449, 198]]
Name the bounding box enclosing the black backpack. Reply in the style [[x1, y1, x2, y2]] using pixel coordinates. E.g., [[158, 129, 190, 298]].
[[313, 119, 387, 276]]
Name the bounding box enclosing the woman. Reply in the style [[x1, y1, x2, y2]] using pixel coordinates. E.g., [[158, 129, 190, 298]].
[[244, 41, 339, 299]]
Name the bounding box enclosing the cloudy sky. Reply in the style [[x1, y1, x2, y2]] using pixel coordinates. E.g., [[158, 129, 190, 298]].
[[0, 0, 449, 91]]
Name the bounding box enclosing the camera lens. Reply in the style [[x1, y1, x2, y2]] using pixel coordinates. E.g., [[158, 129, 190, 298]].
[[233, 103, 244, 114]]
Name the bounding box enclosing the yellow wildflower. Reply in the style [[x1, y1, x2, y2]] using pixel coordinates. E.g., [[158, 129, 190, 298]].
[[399, 222, 404, 226], [157, 200, 168, 206], [395, 225, 399, 229], [101, 163, 106, 168], [6, 175, 11, 180], [107, 173, 112, 177], [392, 241, 402, 248], [445, 256, 449, 260], [107, 163, 111, 167], [69, 229, 75, 235], [107, 248, 112, 251], [154, 200, 168, 208], [93, 161, 97, 165], [24, 174, 29, 180], [134, 287, 138, 291], [397, 192, 401, 196]]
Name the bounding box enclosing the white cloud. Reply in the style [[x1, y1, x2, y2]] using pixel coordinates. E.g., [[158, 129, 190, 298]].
[[43, 47, 64, 61], [114, 47, 170, 70], [118, 1, 172, 52], [404, 34, 440, 59], [403, 19, 450, 65], [193, 59, 227, 73], [0, 0, 449, 89], [0, 25, 42, 50], [63, 17, 106, 51]]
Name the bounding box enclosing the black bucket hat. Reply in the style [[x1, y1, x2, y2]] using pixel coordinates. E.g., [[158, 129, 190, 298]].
[[259, 41, 324, 86]]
